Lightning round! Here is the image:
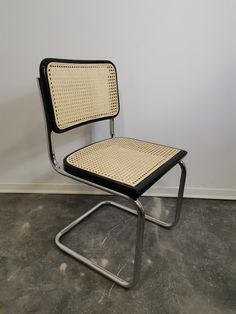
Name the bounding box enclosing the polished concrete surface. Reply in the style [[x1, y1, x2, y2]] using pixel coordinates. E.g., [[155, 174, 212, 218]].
[[0, 194, 235, 314]]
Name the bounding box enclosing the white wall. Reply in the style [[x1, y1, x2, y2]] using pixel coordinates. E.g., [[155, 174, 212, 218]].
[[0, 0, 236, 199]]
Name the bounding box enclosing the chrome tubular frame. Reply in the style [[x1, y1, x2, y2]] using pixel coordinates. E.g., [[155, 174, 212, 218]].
[[37, 79, 186, 288], [47, 129, 186, 288], [110, 118, 114, 138], [55, 199, 145, 288]]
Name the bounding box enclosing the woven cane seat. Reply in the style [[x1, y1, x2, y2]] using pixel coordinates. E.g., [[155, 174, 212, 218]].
[[64, 137, 187, 198]]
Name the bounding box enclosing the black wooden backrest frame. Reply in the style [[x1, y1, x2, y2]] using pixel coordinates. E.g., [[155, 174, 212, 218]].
[[39, 58, 120, 133]]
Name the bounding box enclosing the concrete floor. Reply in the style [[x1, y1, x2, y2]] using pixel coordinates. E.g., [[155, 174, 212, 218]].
[[0, 194, 235, 314]]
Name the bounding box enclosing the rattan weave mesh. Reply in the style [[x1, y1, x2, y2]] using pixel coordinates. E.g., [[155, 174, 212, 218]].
[[66, 138, 180, 187], [47, 62, 119, 130]]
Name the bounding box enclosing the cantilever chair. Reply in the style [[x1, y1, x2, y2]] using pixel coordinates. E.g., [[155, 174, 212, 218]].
[[38, 58, 187, 288]]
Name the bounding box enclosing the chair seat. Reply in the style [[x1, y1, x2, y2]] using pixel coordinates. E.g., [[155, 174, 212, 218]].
[[64, 137, 187, 199]]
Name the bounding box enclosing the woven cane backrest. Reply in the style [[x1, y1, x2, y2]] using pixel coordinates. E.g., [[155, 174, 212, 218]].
[[43, 60, 119, 131]]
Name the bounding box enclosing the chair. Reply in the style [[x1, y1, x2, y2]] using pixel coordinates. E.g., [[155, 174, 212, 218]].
[[38, 58, 187, 288]]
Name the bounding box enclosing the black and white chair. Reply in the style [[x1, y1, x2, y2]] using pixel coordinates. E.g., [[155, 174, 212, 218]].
[[38, 58, 187, 288]]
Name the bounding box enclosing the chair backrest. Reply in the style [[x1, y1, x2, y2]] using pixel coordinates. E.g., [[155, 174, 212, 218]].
[[39, 58, 120, 133]]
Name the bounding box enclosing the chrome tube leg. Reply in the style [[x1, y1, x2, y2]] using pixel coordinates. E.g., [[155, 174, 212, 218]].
[[55, 198, 145, 289], [130, 199, 145, 287], [151, 160, 186, 229], [171, 160, 187, 228], [123, 160, 186, 229], [53, 169, 187, 289]]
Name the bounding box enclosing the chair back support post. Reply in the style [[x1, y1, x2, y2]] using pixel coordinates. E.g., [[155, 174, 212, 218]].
[[110, 118, 114, 138]]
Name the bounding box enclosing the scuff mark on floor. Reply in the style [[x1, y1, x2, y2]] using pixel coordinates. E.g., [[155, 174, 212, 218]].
[[108, 262, 128, 297], [7, 267, 21, 282], [101, 258, 109, 267], [98, 289, 106, 304], [149, 198, 163, 219], [28, 205, 43, 215], [146, 258, 153, 266], [20, 222, 31, 235], [101, 217, 134, 247], [59, 263, 67, 275]]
